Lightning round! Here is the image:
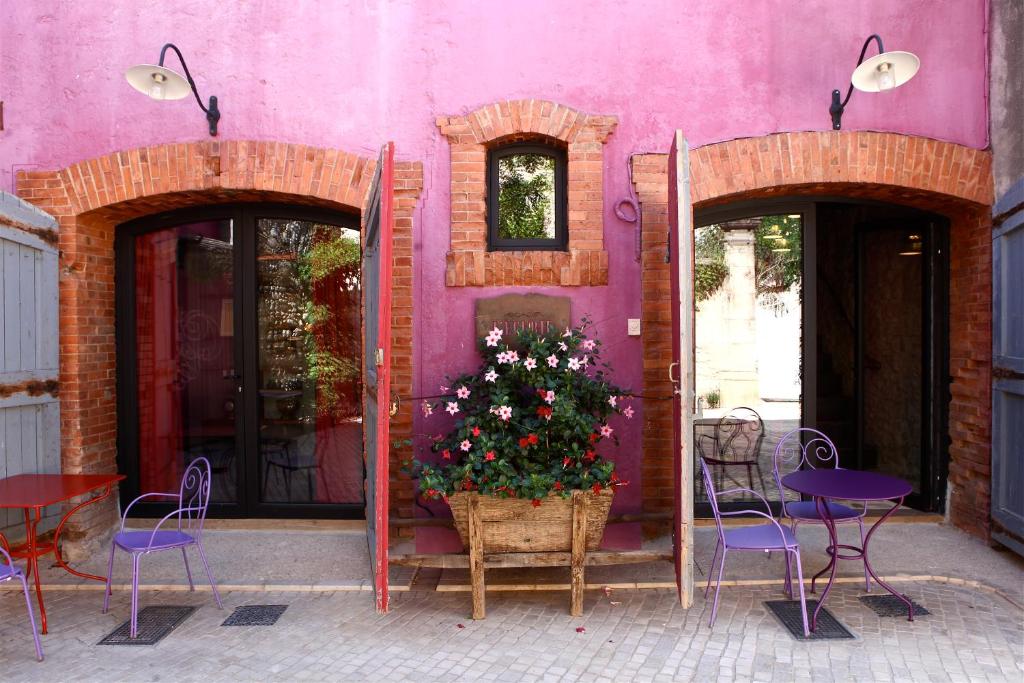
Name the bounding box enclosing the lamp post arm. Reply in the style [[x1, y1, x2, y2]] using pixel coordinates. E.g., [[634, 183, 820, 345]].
[[830, 34, 885, 130], [157, 42, 220, 136], [158, 43, 211, 114]]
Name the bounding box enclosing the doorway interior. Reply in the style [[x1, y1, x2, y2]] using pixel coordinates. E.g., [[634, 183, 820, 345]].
[[115, 204, 365, 519], [692, 198, 949, 515]]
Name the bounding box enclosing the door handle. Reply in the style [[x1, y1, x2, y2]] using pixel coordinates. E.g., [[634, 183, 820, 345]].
[[668, 361, 679, 384]]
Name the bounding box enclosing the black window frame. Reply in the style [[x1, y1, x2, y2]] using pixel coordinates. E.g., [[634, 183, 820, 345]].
[[487, 142, 568, 251]]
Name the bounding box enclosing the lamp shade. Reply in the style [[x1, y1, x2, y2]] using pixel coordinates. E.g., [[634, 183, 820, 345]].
[[125, 63, 191, 101], [851, 51, 920, 92]]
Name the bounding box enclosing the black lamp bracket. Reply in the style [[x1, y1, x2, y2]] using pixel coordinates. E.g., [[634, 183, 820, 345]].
[[158, 43, 220, 136], [830, 34, 884, 131]]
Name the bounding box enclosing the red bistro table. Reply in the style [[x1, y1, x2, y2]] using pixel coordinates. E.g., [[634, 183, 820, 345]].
[[0, 473, 125, 634], [781, 468, 914, 631]]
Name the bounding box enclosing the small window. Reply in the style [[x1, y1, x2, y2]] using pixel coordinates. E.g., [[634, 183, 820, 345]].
[[487, 143, 568, 251]]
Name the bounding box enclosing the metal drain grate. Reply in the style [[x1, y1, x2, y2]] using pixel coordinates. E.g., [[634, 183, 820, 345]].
[[99, 606, 196, 645], [764, 600, 855, 641], [859, 594, 929, 618], [221, 604, 288, 626]]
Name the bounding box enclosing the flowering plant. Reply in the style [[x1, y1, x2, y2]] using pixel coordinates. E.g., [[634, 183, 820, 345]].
[[414, 319, 633, 506]]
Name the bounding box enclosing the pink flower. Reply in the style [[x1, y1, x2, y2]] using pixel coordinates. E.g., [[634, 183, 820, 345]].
[[497, 405, 513, 421], [546, 355, 559, 368], [562, 327, 572, 338], [600, 424, 614, 438], [460, 439, 472, 452], [496, 351, 510, 365], [582, 339, 596, 351], [608, 395, 617, 408], [456, 385, 470, 399], [440, 385, 449, 392], [580, 355, 589, 366], [524, 357, 537, 370], [485, 326, 503, 347], [422, 401, 434, 417], [558, 342, 568, 352], [446, 401, 460, 416], [506, 350, 519, 363], [489, 405, 499, 414], [485, 369, 498, 383], [544, 390, 555, 405], [622, 405, 635, 419], [567, 357, 581, 371]]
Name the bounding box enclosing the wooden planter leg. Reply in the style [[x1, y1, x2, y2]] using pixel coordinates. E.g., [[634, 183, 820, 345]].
[[570, 491, 588, 617], [468, 494, 486, 620]]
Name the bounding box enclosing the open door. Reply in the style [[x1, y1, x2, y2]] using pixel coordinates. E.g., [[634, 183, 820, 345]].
[[668, 131, 695, 607], [363, 143, 395, 612]]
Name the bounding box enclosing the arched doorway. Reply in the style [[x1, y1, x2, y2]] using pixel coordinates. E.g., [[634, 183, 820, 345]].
[[115, 203, 364, 518]]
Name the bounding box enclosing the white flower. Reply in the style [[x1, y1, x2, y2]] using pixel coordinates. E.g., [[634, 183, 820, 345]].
[[544, 390, 556, 405], [460, 439, 472, 451], [558, 342, 568, 352], [496, 351, 509, 365], [524, 357, 537, 370], [485, 369, 498, 383], [546, 355, 559, 368], [456, 386, 470, 399], [446, 401, 460, 416], [497, 405, 513, 421], [608, 395, 617, 408], [562, 327, 572, 338], [567, 357, 581, 371], [580, 355, 589, 366], [485, 326, 504, 347]]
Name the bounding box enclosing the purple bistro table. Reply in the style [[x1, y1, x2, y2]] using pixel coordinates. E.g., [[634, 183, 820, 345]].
[[781, 468, 914, 631]]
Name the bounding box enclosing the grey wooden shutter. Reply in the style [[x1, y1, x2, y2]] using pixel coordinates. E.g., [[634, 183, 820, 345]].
[[0, 193, 60, 534]]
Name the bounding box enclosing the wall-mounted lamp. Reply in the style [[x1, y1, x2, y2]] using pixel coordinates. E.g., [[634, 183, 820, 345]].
[[829, 34, 919, 130], [125, 43, 221, 136]]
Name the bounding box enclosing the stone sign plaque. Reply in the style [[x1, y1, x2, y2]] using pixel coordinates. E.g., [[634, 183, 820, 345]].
[[474, 294, 571, 341]]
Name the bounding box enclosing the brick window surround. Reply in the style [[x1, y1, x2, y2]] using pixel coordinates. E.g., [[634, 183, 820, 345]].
[[632, 131, 993, 540], [16, 141, 422, 551], [437, 100, 617, 286]]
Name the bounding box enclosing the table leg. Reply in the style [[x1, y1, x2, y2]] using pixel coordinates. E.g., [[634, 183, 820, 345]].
[[862, 496, 914, 621], [23, 507, 47, 635], [52, 484, 115, 582], [809, 495, 840, 632]]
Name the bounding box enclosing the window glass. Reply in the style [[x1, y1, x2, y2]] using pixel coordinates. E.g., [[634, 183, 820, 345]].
[[496, 153, 557, 240]]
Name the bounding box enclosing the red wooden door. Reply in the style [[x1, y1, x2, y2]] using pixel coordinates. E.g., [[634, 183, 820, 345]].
[[668, 131, 695, 607], [363, 143, 395, 613]]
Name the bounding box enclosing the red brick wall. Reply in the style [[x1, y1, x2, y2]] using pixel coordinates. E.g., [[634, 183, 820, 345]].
[[633, 132, 994, 539], [17, 141, 421, 549], [437, 100, 616, 286]]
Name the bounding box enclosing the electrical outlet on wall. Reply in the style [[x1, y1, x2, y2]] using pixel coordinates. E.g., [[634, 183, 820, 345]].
[[627, 318, 641, 336]]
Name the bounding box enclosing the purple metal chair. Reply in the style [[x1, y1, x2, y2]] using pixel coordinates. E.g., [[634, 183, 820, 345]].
[[771, 427, 871, 591], [102, 457, 223, 638], [701, 458, 809, 637], [0, 536, 43, 661]]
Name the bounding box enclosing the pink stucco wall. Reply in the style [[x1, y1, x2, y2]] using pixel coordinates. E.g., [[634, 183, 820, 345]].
[[0, 1, 989, 547]]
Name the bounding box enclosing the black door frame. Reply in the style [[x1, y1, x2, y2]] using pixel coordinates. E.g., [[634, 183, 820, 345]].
[[115, 203, 364, 519], [692, 196, 950, 517]]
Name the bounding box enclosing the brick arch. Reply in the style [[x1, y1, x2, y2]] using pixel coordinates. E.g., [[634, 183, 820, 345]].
[[437, 99, 618, 286], [632, 131, 993, 539], [16, 141, 423, 549]]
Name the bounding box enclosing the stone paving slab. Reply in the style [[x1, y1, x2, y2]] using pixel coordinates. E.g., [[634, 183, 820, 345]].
[[0, 580, 1020, 682]]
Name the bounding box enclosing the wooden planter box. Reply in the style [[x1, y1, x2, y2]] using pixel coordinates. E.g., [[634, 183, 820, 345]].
[[447, 489, 614, 618]]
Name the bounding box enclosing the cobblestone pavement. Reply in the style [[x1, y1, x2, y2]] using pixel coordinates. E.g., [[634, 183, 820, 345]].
[[1, 579, 1020, 682]]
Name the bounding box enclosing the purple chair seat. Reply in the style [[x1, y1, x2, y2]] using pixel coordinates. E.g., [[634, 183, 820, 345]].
[[114, 530, 194, 551], [724, 524, 799, 549], [785, 500, 861, 521]]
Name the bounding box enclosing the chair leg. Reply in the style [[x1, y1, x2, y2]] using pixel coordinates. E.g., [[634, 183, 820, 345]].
[[130, 553, 141, 639], [709, 548, 728, 628], [784, 551, 793, 598], [181, 547, 195, 591], [793, 550, 810, 637], [102, 542, 116, 613], [19, 574, 43, 661], [196, 541, 223, 609], [858, 517, 871, 592], [755, 463, 768, 497], [705, 539, 721, 598], [746, 463, 754, 491]]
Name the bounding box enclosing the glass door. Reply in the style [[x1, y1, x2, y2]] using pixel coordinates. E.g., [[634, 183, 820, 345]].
[[117, 205, 364, 518]]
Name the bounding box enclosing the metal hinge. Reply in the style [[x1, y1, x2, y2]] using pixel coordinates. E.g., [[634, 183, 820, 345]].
[[375, 348, 384, 366], [993, 366, 1024, 381]]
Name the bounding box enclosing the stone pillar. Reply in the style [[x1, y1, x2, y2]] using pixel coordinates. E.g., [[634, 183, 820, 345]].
[[719, 224, 760, 406]]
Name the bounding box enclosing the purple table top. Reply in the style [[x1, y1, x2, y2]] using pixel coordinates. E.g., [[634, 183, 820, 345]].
[[782, 469, 912, 501]]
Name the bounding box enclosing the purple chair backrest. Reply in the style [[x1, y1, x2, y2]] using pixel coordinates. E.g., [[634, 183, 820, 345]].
[[771, 427, 840, 504], [176, 457, 213, 536], [699, 458, 727, 544], [715, 407, 765, 462]]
